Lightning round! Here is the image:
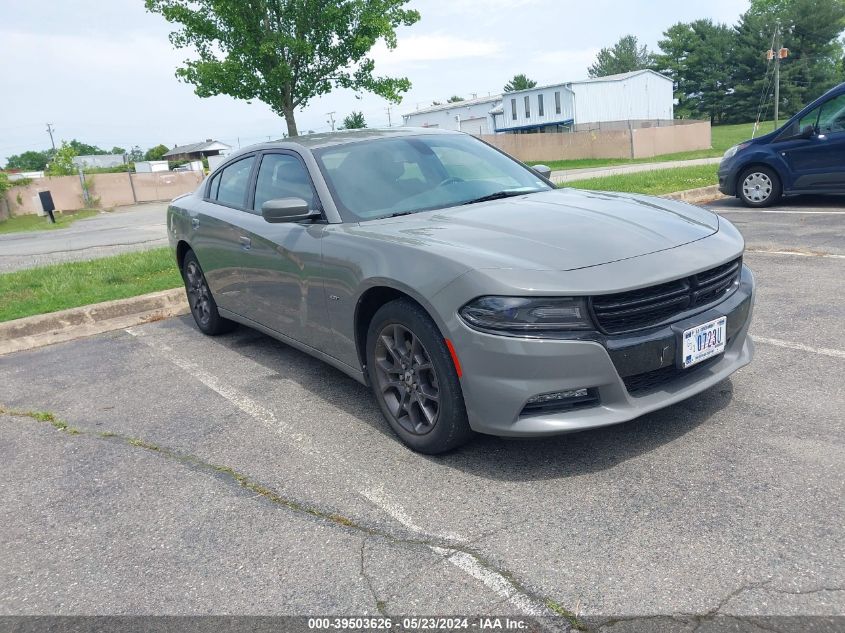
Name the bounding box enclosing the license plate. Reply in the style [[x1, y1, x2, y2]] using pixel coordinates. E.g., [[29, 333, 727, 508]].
[[681, 316, 727, 368]]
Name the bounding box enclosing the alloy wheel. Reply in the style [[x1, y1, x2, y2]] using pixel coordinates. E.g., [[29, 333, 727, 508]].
[[373, 323, 440, 435], [185, 260, 212, 327], [742, 172, 773, 203]]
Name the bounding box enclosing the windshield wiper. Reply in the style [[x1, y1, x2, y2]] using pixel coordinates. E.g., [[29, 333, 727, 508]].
[[460, 190, 536, 206], [388, 211, 415, 218]]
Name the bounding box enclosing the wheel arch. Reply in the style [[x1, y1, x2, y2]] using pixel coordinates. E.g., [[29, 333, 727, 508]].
[[175, 240, 192, 272], [735, 161, 784, 197], [353, 283, 448, 375]]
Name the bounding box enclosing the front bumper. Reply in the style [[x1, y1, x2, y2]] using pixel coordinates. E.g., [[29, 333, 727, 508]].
[[718, 161, 737, 196], [451, 265, 755, 437]]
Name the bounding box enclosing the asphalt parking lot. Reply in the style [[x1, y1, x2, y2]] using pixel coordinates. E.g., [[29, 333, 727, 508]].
[[1, 195, 843, 629]]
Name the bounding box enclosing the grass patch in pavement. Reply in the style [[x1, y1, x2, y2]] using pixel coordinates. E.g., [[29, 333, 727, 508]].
[[0, 247, 181, 322], [0, 209, 100, 234], [528, 119, 779, 171], [563, 164, 718, 196]]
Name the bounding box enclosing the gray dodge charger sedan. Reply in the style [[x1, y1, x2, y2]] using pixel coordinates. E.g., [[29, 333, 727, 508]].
[[168, 128, 755, 453]]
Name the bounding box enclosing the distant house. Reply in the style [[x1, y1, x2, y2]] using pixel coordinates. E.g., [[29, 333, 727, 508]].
[[163, 139, 232, 162], [72, 154, 126, 169]]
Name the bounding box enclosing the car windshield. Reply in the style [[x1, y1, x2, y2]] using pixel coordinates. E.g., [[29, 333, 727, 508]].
[[312, 134, 552, 221]]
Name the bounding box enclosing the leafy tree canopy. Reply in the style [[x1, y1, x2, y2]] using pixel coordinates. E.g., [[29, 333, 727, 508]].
[[341, 111, 367, 129], [447, 95, 465, 102], [503, 73, 537, 92], [588, 35, 654, 78], [655, 20, 734, 122], [4, 150, 50, 171], [145, 0, 420, 137], [46, 142, 77, 176], [68, 139, 106, 156], [145, 144, 170, 161]]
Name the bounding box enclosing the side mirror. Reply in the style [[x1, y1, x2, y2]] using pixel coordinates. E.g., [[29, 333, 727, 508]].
[[532, 164, 552, 179], [800, 124, 816, 139], [261, 197, 319, 223]]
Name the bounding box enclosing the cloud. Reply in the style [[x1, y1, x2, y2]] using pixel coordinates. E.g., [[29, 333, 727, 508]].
[[371, 34, 502, 67]]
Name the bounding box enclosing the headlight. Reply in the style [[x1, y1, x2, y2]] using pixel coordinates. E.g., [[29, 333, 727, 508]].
[[459, 296, 593, 333], [722, 143, 749, 161]]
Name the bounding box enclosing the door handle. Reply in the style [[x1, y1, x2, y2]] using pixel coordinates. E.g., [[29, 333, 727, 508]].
[[191, 217, 200, 229], [239, 235, 251, 250]]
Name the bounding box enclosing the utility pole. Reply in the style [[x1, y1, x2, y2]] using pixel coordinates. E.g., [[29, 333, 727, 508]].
[[326, 112, 336, 131], [766, 24, 788, 129], [385, 106, 392, 127], [46, 123, 56, 151]]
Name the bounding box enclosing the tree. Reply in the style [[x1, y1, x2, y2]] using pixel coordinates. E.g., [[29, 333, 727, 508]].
[[341, 111, 367, 129], [503, 73, 537, 92], [68, 139, 105, 156], [110, 146, 127, 155], [447, 95, 465, 103], [45, 142, 77, 176], [128, 146, 145, 162], [144, 144, 170, 161], [145, 0, 420, 137], [4, 150, 50, 171], [588, 35, 654, 78], [725, 0, 845, 123], [655, 20, 734, 122]]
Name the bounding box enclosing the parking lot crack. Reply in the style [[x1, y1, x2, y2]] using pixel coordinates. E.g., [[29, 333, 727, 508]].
[[1, 404, 582, 630], [359, 538, 389, 616]]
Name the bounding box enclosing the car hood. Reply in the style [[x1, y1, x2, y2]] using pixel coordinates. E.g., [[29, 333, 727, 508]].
[[350, 188, 719, 272]]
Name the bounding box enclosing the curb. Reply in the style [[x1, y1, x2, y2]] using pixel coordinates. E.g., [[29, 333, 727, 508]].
[[663, 185, 725, 204], [0, 288, 188, 356]]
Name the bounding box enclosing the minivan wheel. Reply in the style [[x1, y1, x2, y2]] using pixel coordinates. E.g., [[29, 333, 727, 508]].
[[366, 299, 473, 454], [738, 166, 781, 207], [181, 250, 236, 335]]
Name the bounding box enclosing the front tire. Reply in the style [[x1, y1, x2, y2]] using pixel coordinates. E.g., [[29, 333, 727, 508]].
[[738, 166, 781, 207], [181, 250, 236, 336], [366, 299, 473, 454]]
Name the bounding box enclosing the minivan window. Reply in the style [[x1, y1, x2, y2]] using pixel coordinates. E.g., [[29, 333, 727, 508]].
[[215, 156, 255, 207]]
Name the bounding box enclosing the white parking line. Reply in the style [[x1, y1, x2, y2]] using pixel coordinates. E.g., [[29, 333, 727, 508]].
[[754, 336, 845, 360], [746, 249, 845, 259], [125, 327, 291, 434], [363, 486, 551, 617]]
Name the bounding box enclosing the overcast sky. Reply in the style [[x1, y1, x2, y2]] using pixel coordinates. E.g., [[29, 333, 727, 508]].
[[1, 0, 748, 163]]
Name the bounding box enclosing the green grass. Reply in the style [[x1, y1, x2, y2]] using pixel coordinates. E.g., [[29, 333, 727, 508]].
[[529, 120, 780, 171], [564, 164, 718, 196], [0, 247, 182, 322], [0, 209, 100, 234]]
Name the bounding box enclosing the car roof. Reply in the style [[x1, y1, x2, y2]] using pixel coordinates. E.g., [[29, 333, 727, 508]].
[[234, 127, 462, 157]]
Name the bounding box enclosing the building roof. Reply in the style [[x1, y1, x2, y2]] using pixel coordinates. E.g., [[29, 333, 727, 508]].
[[403, 95, 502, 118], [163, 140, 232, 158], [501, 69, 672, 96]]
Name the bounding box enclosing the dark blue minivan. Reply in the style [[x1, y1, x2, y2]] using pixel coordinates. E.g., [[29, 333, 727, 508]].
[[718, 82, 845, 206]]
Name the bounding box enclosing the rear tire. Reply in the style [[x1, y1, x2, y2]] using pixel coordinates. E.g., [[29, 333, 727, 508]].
[[181, 250, 236, 336], [738, 166, 781, 207], [366, 299, 473, 454]]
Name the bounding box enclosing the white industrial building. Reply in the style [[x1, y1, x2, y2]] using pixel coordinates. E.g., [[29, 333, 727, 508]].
[[403, 70, 674, 135], [401, 95, 501, 135]]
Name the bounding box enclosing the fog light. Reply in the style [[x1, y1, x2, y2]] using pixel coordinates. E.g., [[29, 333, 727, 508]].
[[526, 388, 589, 404], [521, 387, 599, 416]]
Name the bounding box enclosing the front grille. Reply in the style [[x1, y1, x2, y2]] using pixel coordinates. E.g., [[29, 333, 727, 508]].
[[591, 258, 742, 334], [623, 356, 721, 396]]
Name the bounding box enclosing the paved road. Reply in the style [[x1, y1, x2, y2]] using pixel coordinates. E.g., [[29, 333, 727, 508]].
[[1, 199, 843, 628], [551, 157, 721, 184], [0, 203, 168, 272]]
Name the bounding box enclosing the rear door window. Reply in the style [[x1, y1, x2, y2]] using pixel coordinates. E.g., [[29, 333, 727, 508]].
[[213, 156, 255, 207]]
